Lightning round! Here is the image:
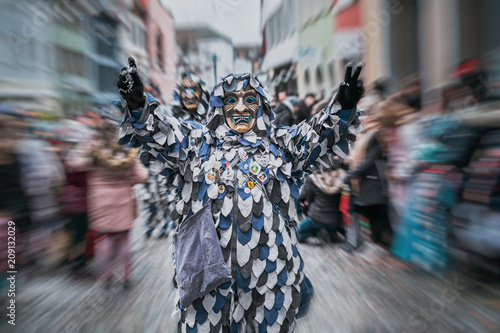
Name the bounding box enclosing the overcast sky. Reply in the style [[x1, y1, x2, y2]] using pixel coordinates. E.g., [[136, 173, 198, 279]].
[[162, 0, 262, 47]]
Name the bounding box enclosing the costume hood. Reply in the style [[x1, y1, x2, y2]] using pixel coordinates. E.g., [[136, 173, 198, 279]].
[[206, 73, 274, 141]]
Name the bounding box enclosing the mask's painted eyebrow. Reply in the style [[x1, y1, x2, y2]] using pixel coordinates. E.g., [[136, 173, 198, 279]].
[[224, 91, 258, 100]]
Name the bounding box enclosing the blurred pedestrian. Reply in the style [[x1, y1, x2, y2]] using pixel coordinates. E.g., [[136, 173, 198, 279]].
[[376, 100, 419, 233], [0, 114, 31, 290], [292, 98, 310, 125], [273, 96, 295, 126], [343, 107, 392, 247], [66, 120, 148, 287], [58, 120, 94, 274], [303, 93, 317, 117]]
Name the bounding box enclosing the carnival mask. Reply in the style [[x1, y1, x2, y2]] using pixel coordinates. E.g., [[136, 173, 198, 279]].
[[223, 88, 258, 134], [180, 77, 202, 110]]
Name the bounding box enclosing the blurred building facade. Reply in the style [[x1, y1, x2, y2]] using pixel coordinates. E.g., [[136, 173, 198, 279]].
[[361, 0, 500, 111], [260, 0, 300, 98], [169, 0, 235, 90], [297, 0, 336, 100], [234, 45, 261, 76], [144, 0, 177, 102], [261, 0, 362, 99], [0, 0, 177, 117]]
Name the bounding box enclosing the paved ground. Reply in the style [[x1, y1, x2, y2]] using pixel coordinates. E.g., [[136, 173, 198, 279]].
[[2, 213, 500, 333]]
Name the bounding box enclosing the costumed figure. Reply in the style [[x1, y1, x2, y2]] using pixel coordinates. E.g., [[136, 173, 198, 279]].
[[143, 72, 211, 238], [170, 72, 210, 122], [116, 57, 364, 332]]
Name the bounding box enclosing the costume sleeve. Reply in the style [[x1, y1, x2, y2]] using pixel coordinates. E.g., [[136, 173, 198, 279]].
[[116, 93, 205, 177], [273, 99, 363, 174]]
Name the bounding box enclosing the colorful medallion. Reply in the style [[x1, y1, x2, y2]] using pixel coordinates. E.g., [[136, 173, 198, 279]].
[[247, 181, 255, 189], [249, 161, 261, 175], [205, 171, 215, 184]]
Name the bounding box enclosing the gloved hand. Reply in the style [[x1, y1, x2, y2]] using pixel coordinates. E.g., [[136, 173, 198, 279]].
[[117, 57, 145, 110], [336, 63, 365, 110]]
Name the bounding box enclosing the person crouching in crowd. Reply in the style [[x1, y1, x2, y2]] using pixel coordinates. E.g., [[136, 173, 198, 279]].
[[297, 166, 346, 243]]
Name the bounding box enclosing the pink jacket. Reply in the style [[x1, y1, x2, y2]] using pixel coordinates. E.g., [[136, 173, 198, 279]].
[[86, 160, 148, 232], [66, 143, 148, 233]]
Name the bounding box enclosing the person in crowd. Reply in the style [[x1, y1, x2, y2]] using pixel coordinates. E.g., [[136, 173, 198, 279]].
[[169, 72, 211, 122], [66, 120, 148, 287], [273, 95, 296, 127], [297, 166, 346, 243], [383, 100, 419, 234], [303, 93, 317, 118], [115, 57, 364, 332], [292, 98, 310, 125], [142, 72, 211, 238], [343, 105, 392, 247], [60, 150, 89, 273], [16, 122, 66, 271], [0, 113, 32, 290], [58, 119, 94, 274]]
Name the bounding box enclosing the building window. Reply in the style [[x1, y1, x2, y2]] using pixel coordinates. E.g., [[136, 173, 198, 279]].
[[57, 47, 84, 76]]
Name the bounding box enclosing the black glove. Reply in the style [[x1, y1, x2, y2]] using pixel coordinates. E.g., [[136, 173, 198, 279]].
[[117, 57, 145, 110], [336, 63, 365, 110]]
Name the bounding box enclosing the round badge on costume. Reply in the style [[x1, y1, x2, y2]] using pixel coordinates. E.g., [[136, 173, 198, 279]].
[[244, 187, 251, 194], [249, 162, 260, 175], [247, 181, 255, 189], [205, 172, 215, 184], [218, 184, 226, 194]]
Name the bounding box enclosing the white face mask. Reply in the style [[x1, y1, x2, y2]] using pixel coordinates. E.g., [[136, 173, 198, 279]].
[[222, 88, 258, 134]]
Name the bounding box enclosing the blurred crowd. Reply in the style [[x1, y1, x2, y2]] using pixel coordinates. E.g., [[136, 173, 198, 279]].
[[291, 68, 500, 279], [0, 108, 158, 296]]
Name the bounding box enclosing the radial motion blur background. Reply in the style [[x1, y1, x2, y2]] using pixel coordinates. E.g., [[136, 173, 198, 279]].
[[2, 1, 500, 333]]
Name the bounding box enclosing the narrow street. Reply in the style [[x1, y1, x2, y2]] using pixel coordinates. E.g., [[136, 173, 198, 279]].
[[3, 212, 500, 333]]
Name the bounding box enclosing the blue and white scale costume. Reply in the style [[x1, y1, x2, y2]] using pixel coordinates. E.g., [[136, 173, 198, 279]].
[[117, 74, 361, 332]]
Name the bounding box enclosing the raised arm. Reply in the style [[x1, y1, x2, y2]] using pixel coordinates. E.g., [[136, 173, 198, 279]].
[[274, 64, 365, 173], [115, 57, 203, 176]]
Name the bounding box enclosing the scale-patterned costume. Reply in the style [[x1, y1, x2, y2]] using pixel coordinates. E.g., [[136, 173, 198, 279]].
[[118, 74, 361, 332], [145, 73, 211, 233]]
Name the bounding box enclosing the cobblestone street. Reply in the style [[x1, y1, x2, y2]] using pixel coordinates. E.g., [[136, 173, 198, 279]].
[[2, 216, 500, 333]]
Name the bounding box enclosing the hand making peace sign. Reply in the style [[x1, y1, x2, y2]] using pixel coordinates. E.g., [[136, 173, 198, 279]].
[[336, 63, 365, 110]]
